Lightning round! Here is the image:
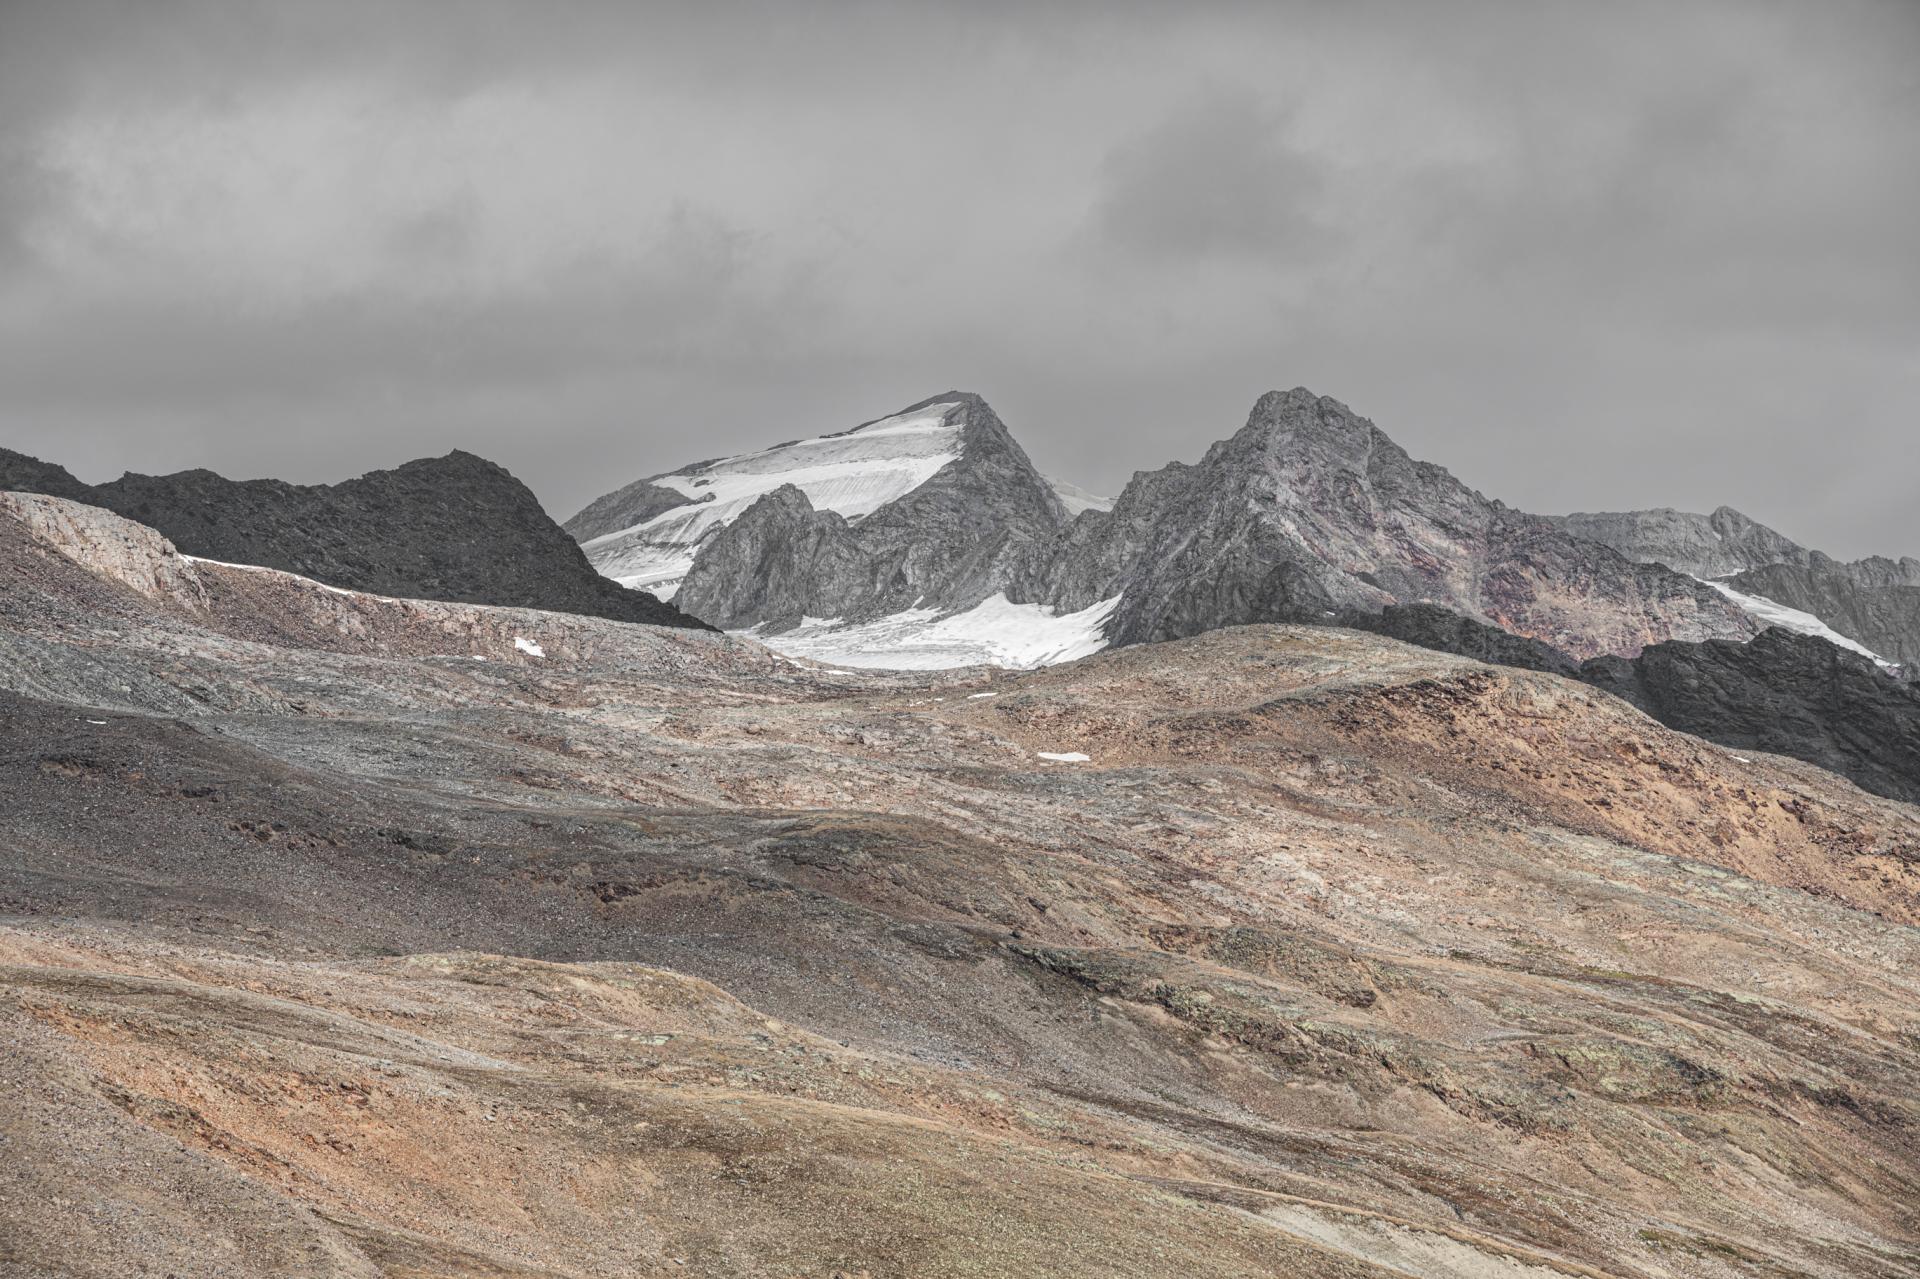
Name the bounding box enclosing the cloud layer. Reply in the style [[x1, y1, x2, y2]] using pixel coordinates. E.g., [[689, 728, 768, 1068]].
[[2, 0, 1915, 557]]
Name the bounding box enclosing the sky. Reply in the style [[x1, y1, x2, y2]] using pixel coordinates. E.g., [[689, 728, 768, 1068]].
[[1, 0, 1915, 558]]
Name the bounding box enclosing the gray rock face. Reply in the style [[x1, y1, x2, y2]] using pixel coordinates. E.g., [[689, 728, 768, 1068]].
[[1552, 501, 1920, 668], [644, 393, 1069, 630], [1729, 555, 1920, 668], [1041, 389, 1758, 659], [1554, 506, 1808, 578], [1583, 627, 1920, 806]]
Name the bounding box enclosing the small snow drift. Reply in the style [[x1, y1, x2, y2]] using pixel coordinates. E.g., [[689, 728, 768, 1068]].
[[745, 594, 1120, 671], [513, 636, 545, 658], [1037, 751, 1091, 763]]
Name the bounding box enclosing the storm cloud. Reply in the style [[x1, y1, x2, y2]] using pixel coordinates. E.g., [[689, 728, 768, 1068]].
[[1, 0, 1914, 556]]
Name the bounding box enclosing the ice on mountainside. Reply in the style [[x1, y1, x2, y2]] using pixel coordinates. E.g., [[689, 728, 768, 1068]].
[[1699, 578, 1893, 667], [580, 403, 963, 601]]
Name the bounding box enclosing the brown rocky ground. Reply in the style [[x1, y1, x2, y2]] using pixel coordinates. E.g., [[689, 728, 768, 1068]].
[[3, 494, 1918, 1278]]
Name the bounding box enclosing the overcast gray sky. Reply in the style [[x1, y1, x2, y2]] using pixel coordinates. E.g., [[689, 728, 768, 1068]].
[[2, 0, 1915, 557]]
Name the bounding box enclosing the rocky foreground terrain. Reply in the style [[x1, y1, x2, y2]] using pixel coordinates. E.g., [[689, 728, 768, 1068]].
[[3, 493, 1920, 1278]]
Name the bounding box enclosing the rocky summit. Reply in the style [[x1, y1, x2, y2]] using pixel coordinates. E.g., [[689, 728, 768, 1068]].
[[3, 490, 1918, 1277]]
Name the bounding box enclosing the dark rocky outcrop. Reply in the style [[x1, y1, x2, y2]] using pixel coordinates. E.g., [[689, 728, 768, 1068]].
[[0, 447, 93, 503], [1343, 603, 1585, 679], [672, 484, 865, 631], [1, 446, 708, 630], [1042, 389, 1758, 659], [1583, 628, 1920, 805]]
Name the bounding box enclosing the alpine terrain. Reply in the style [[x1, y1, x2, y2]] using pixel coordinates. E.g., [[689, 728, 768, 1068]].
[[3, 488, 1918, 1277], [573, 388, 1769, 667]]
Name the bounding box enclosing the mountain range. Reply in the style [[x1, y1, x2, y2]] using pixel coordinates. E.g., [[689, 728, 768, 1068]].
[[568, 388, 1787, 666], [5, 388, 1920, 1276], [3, 487, 1918, 1277]]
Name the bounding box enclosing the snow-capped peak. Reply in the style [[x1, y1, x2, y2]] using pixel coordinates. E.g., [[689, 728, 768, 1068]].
[[579, 401, 964, 600]]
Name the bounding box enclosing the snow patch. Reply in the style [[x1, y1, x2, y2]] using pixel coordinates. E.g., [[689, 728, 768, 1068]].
[[513, 636, 545, 658], [1037, 751, 1091, 763], [582, 403, 963, 600], [1700, 578, 1894, 668], [967, 691, 998, 699], [744, 593, 1120, 671], [1048, 477, 1113, 516]]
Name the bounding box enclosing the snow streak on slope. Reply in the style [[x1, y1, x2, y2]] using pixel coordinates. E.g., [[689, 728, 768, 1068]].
[[1048, 478, 1112, 516], [1701, 577, 1894, 667], [581, 403, 962, 600], [745, 593, 1121, 670]]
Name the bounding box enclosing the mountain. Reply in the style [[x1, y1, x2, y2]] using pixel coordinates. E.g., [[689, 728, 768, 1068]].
[[0, 445, 707, 630], [1043, 389, 1759, 658], [1728, 555, 1920, 668], [574, 387, 1761, 665], [566, 394, 1061, 607], [5, 490, 1917, 1276], [1554, 505, 1808, 578], [570, 393, 1107, 665], [1555, 502, 1920, 668], [674, 393, 1066, 630]]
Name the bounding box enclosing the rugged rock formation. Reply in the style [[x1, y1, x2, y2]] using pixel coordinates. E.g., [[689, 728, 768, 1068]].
[[1555, 505, 1808, 578], [1341, 602, 1584, 679], [1730, 555, 1920, 668], [575, 393, 1068, 628], [672, 484, 865, 631], [4, 495, 1919, 1275], [1, 445, 706, 630], [0, 446, 93, 502], [1554, 501, 1920, 668], [577, 388, 1764, 664], [1583, 627, 1920, 805], [1044, 389, 1759, 658]]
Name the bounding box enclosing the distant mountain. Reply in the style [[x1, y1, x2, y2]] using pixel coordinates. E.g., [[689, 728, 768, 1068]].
[[573, 387, 1762, 666], [567, 394, 1064, 620], [1042, 389, 1758, 659], [1554, 503, 1920, 668], [0, 446, 707, 630], [1554, 506, 1807, 578]]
